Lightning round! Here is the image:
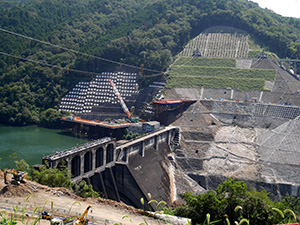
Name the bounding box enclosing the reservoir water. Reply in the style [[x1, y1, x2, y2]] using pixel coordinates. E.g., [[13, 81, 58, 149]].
[[0, 126, 89, 169]]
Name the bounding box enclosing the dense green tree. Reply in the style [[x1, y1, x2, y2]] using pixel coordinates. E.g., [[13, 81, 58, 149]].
[[74, 180, 100, 198], [32, 163, 74, 189], [174, 178, 300, 225]]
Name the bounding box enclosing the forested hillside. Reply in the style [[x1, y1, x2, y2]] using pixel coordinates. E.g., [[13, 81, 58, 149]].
[[1, 0, 300, 126]]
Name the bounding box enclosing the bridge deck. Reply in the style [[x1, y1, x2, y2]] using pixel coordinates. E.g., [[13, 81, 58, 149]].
[[116, 126, 176, 149]]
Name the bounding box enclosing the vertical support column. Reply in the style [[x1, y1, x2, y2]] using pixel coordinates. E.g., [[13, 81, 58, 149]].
[[92, 149, 96, 171], [103, 144, 107, 166], [154, 135, 159, 150], [286, 61, 290, 71], [140, 141, 145, 157], [113, 142, 116, 162], [80, 154, 84, 176], [167, 130, 171, 145], [66, 158, 71, 173], [280, 61, 282, 68], [294, 62, 297, 74]]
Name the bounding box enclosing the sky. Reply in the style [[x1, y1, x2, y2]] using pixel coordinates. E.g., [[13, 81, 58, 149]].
[[250, 0, 300, 18]]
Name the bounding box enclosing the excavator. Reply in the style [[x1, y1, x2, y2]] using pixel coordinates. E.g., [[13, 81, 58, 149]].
[[50, 205, 92, 225], [3, 169, 27, 185]]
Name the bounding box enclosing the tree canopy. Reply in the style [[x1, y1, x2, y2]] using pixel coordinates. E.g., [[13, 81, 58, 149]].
[[174, 178, 300, 225]]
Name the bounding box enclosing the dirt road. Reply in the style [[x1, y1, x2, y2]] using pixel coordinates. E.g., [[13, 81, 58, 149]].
[[0, 172, 169, 225]]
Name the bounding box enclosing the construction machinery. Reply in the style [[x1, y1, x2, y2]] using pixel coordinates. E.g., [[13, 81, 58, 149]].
[[42, 210, 53, 220], [74, 205, 92, 225], [109, 80, 140, 122], [3, 169, 27, 185], [50, 217, 69, 225], [49, 205, 92, 225]]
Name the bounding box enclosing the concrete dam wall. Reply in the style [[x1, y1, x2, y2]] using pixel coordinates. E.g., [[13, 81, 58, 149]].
[[43, 127, 179, 208]]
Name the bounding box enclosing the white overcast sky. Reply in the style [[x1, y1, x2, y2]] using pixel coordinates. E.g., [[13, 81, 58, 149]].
[[250, 0, 300, 18]]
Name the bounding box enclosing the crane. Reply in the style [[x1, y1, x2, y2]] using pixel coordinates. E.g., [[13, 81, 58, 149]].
[[74, 205, 92, 225], [108, 80, 139, 122]]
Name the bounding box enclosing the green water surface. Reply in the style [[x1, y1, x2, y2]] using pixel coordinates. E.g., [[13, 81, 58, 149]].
[[0, 126, 89, 169]]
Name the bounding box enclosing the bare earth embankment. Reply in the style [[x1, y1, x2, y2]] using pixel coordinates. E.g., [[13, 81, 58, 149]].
[[0, 171, 169, 225]]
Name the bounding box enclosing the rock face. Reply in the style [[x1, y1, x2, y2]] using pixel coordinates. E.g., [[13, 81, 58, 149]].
[[170, 101, 300, 201]]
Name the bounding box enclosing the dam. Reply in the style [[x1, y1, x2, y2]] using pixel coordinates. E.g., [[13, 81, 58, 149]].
[[43, 126, 180, 208]]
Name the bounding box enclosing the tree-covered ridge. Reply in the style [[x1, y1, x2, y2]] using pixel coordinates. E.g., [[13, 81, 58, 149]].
[[1, 0, 300, 126]]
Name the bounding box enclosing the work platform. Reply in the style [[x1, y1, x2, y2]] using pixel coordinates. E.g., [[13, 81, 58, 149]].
[[61, 116, 131, 140]]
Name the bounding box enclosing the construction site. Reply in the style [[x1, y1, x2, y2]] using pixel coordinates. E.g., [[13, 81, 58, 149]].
[[55, 26, 300, 203], [2, 26, 300, 224]]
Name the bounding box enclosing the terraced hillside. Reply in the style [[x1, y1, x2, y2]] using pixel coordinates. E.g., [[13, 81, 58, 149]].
[[167, 57, 277, 91], [167, 26, 281, 91]]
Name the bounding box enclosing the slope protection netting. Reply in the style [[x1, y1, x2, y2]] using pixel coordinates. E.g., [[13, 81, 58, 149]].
[[179, 33, 249, 58], [257, 116, 300, 166]]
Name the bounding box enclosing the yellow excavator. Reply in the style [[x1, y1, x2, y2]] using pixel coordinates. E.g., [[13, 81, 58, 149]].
[[3, 169, 27, 185]]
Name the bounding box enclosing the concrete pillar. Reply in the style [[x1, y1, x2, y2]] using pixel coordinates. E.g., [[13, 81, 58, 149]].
[[66, 158, 71, 172], [80, 154, 84, 176], [119, 147, 127, 162], [286, 61, 290, 71], [92, 149, 96, 171], [113, 143, 116, 162], [280, 61, 282, 68], [103, 144, 107, 166], [294, 62, 297, 74], [140, 141, 145, 157], [167, 130, 171, 145], [154, 135, 159, 150]]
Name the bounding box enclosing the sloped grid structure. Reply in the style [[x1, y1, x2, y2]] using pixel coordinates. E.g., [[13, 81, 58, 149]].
[[59, 72, 138, 114], [179, 33, 249, 58]]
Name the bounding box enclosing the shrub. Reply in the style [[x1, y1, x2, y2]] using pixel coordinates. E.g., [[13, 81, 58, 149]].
[[74, 180, 100, 198], [31, 162, 74, 189], [173, 178, 300, 225]]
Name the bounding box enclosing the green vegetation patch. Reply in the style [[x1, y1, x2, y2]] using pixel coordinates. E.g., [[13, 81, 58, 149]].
[[169, 66, 277, 81], [166, 76, 265, 91], [172, 178, 300, 225], [248, 50, 262, 58], [174, 57, 236, 68]]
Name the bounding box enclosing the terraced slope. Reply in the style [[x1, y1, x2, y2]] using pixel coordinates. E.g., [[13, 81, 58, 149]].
[[167, 57, 277, 91], [173, 57, 236, 68]]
